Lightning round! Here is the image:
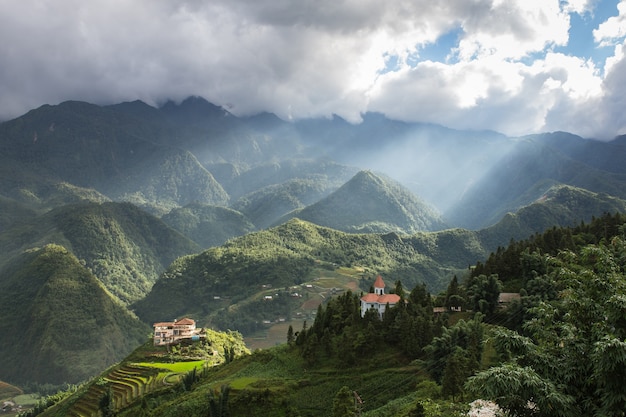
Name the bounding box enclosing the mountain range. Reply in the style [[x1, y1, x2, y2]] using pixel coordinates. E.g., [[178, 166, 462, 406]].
[[2, 95, 626, 386]]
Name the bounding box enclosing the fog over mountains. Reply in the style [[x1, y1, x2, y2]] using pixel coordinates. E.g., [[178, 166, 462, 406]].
[[2, 96, 626, 385]]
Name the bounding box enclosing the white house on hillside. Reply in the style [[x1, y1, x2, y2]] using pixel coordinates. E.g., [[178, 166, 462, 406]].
[[360, 275, 401, 318], [153, 317, 204, 346]]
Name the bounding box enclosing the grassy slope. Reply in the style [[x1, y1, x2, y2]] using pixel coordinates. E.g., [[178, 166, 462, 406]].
[[45, 340, 426, 417], [39, 330, 251, 417]]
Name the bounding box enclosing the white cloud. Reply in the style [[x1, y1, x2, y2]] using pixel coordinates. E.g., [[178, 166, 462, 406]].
[[563, 0, 599, 14], [368, 51, 604, 137], [596, 39, 626, 137], [594, 0, 626, 45], [454, 0, 570, 60]]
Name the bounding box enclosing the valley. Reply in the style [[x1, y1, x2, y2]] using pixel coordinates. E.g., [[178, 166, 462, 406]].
[[1, 97, 626, 415], [242, 266, 364, 349]]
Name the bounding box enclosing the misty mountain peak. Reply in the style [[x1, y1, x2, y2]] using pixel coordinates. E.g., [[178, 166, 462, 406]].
[[160, 95, 231, 124], [281, 170, 447, 234]]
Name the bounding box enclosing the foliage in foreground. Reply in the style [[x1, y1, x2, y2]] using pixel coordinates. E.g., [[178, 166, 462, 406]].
[[467, 234, 626, 416]]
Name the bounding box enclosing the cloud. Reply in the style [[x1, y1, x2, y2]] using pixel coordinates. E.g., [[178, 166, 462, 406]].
[[563, 0, 599, 14], [369, 52, 604, 137], [0, 0, 625, 139], [454, 0, 570, 60], [594, 0, 626, 45]]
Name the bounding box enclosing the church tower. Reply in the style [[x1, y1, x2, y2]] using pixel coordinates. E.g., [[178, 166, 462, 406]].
[[373, 275, 385, 295]]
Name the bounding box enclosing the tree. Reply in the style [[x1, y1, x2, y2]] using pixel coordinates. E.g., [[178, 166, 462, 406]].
[[444, 275, 464, 310], [467, 238, 626, 416], [98, 385, 114, 417], [424, 314, 484, 383], [332, 386, 355, 417], [441, 347, 468, 401], [287, 325, 294, 345], [394, 280, 405, 299], [407, 401, 426, 417], [468, 274, 502, 317], [182, 367, 198, 391], [467, 363, 573, 417], [208, 385, 230, 417]]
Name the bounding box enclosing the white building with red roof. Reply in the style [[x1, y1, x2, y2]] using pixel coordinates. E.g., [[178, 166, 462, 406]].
[[360, 275, 401, 318], [153, 317, 204, 346]]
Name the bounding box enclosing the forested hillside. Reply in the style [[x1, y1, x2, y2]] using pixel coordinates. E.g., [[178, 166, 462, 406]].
[[0, 245, 148, 386], [0, 202, 200, 304], [30, 213, 626, 417], [131, 218, 487, 331]]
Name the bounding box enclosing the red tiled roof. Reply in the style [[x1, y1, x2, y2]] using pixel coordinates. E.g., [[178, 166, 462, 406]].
[[378, 294, 401, 304], [361, 293, 381, 302], [360, 293, 400, 304], [373, 275, 385, 288]]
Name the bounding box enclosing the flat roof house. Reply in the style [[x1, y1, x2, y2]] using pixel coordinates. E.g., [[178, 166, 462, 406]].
[[153, 317, 203, 346]]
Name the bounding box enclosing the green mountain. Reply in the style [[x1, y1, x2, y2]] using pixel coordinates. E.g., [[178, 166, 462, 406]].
[[3, 97, 626, 393], [445, 135, 626, 228], [0, 244, 149, 386], [134, 183, 626, 336], [215, 158, 357, 201], [131, 218, 485, 330], [477, 184, 626, 249], [0, 100, 229, 214], [232, 176, 341, 229], [0, 202, 200, 304], [0, 195, 38, 233], [280, 170, 448, 233], [162, 203, 256, 248]]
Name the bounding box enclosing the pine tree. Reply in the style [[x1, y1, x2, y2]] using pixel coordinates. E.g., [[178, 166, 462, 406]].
[[287, 324, 294, 345]]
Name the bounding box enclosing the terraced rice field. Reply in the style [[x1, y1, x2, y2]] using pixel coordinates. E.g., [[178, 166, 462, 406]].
[[64, 362, 192, 417]]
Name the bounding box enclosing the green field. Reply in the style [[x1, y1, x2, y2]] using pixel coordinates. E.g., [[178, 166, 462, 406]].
[[134, 360, 205, 373]]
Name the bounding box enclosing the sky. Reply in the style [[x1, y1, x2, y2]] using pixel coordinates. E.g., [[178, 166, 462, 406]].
[[2, 0, 626, 139]]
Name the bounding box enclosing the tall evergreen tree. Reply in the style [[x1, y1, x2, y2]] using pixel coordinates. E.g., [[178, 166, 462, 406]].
[[287, 324, 295, 345]]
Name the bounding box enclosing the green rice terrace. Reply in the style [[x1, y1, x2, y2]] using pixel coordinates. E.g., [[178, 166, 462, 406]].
[[36, 329, 250, 417]]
